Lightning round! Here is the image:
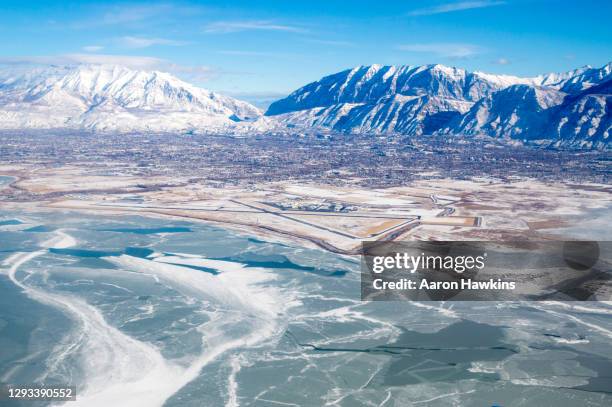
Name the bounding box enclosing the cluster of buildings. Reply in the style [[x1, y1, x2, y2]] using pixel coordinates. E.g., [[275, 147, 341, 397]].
[[0, 130, 608, 194], [270, 199, 357, 213]]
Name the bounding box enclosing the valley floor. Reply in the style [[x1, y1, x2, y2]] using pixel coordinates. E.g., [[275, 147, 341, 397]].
[[1, 163, 610, 253]]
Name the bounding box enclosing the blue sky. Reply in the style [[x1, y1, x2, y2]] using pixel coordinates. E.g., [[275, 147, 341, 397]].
[[1, 0, 611, 104]]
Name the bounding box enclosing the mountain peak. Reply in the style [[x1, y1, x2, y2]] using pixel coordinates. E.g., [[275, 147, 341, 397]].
[[0, 63, 262, 133], [265, 61, 611, 149]]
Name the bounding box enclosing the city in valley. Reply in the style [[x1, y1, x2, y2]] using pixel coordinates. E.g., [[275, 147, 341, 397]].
[[1, 132, 609, 253]]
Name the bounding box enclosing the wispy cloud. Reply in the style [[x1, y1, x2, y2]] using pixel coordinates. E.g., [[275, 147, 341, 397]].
[[396, 43, 482, 58], [71, 3, 202, 29], [98, 4, 171, 25], [165, 64, 217, 83], [492, 57, 511, 65], [218, 50, 277, 57], [119, 36, 189, 48], [302, 39, 355, 47], [82, 45, 104, 52], [223, 91, 289, 109], [0, 54, 222, 83], [0, 54, 165, 69], [0, 54, 216, 82], [408, 1, 506, 16], [217, 50, 301, 59], [204, 20, 305, 34]]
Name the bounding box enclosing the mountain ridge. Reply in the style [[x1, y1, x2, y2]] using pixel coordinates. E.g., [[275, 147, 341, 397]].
[[266, 62, 611, 149], [0, 64, 265, 133], [0, 62, 609, 148]]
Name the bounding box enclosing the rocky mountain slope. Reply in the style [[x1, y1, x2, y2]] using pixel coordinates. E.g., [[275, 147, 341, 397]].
[[1, 62, 609, 148], [266, 62, 611, 149], [0, 64, 264, 133]]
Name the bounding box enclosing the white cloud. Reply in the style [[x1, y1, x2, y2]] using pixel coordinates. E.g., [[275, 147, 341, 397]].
[[166, 64, 217, 83], [493, 57, 511, 65], [0, 54, 182, 69], [82, 45, 104, 52], [204, 20, 304, 34], [218, 50, 278, 57], [0, 54, 159, 68], [217, 50, 299, 58], [223, 91, 289, 109], [397, 43, 482, 58], [100, 4, 168, 25], [64, 54, 166, 68], [408, 1, 506, 16], [303, 39, 354, 47], [71, 3, 200, 28], [119, 36, 188, 48], [0, 54, 215, 82], [217, 50, 303, 59], [0, 54, 224, 91]]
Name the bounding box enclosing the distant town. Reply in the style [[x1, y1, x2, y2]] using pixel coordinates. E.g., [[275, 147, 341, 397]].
[[0, 131, 608, 200]]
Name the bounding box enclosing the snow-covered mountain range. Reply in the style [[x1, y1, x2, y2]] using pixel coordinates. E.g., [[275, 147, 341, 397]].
[[266, 62, 611, 149], [0, 64, 264, 133], [0, 62, 609, 148]]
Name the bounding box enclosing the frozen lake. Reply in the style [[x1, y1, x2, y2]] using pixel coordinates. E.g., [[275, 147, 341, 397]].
[[0, 211, 611, 406]]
